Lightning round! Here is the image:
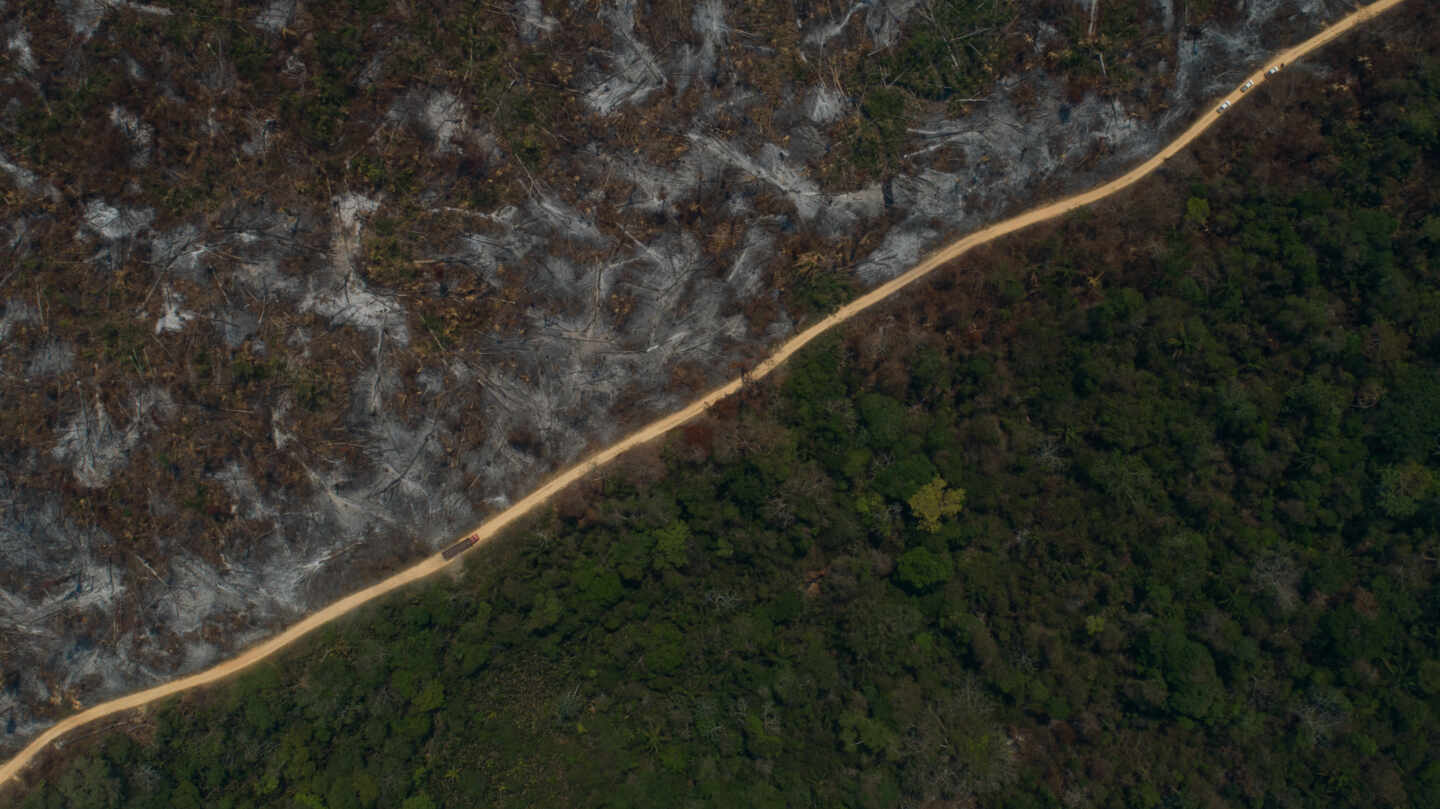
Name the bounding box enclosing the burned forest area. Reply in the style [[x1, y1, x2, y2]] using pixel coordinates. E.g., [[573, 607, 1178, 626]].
[[0, 0, 1419, 790]]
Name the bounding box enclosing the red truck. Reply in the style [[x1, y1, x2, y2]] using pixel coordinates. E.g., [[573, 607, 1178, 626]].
[[441, 534, 479, 560]]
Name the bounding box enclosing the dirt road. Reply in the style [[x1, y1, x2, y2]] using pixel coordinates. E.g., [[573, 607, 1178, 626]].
[[0, 0, 1408, 790]]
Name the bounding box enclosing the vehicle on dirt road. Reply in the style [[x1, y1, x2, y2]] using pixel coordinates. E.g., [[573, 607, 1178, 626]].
[[442, 534, 479, 560]]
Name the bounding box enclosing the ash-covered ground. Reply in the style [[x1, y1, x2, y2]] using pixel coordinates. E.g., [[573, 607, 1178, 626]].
[[0, 0, 1379, 756]]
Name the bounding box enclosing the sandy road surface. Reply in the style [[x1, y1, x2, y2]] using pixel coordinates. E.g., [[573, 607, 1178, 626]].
[[0, 0, 1409, 790]]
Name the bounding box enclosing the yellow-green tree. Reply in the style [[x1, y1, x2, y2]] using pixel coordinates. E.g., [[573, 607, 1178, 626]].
[[907, 477, 966, 532]]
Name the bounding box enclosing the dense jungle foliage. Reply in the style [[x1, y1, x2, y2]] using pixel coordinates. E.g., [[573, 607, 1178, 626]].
[[11, 11, 1440, 809]]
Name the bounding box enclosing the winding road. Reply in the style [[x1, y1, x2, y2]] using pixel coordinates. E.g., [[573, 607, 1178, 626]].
[[0, 0, 1410, 791]]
